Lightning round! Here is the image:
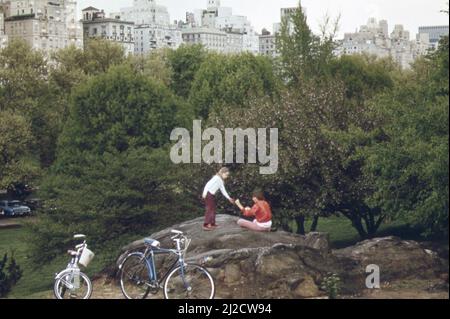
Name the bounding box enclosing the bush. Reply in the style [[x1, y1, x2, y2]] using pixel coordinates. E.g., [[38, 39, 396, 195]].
[[0, 253, 23, 298]]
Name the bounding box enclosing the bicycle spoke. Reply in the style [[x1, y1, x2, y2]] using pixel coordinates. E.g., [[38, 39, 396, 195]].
[[54, 272, 92, 299], [165, 265, 215, 299], [120, 254, 151, 299]]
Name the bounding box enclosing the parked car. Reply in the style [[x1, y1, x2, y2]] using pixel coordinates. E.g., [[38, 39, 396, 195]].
[[0, 200, 32, 217]]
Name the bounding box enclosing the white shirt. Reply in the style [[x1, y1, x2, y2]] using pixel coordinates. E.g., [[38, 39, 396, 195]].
[[202, 175, 231, 200]]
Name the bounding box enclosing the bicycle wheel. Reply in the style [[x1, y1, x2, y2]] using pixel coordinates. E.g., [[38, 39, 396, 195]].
[[164, 264, 215, 299], [54, 270, 92, 299], [119, 253, 151, 299]]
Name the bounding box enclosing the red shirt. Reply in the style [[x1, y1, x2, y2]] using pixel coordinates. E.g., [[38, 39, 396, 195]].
[[241, 200, 272, 223]]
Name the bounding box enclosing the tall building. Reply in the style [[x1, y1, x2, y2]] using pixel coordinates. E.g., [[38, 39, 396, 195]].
[[182, 27, 227, 52], [1, 0, 82, 53], [339, 18, 430, 69], [81, 7, 135, 55], [181, 0, 259, 54], [259, 32, 277, 58], [120, 0, 170, 26], [134, 23, 181, 54], [120, 0, 182, 54], [418, 25, 449, 49]]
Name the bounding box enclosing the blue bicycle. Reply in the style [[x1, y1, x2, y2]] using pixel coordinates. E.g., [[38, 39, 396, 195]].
[[119, 230, 215, 299]]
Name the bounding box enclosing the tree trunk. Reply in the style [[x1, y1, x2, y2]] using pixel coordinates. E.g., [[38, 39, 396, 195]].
[[279, 218, 292, 232], [310, 215, 319, 232], [364, 209, 384, 238], [351, 217, 368, 239], [295, 215, 306, 235]]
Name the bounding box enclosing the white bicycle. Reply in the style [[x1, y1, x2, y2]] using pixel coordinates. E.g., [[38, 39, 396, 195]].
[[54, 234, 95, 299]]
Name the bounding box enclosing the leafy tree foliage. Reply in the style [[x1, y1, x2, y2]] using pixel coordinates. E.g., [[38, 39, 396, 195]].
[[167, 44, 208, 98], [207, 77, 386, 237], [130, 49, 173, 86], [276, 4, 338, 85], [347, 36, 449, 237], [0, 111, 40, 189], [330, 54, 397, 102], [0, 39, 56, 167], [29, 65, 198, 262], [83, 38, 127, 75], [189, 53, 279, 119]]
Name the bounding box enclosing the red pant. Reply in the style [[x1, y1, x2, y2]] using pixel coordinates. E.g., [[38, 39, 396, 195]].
[[204, 192, 216, 226]]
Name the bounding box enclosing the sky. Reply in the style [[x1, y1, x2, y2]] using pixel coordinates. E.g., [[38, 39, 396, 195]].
[[77, 0, 449, 38]]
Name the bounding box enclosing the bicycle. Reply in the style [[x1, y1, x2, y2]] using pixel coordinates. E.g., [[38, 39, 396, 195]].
[[54, 234, 95, 299], [119, 230, 215, 299]]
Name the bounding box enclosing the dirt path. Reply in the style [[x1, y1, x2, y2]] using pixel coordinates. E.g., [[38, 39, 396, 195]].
[[0, 217, 38, 229], [0, 218, 22, 229], [352, 279, 449, 299], [87, 277, 448, 300]]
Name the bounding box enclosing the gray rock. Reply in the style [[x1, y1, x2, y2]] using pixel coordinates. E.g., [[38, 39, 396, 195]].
[[113, 215, 447, 299], [333, 236, 447, 282]]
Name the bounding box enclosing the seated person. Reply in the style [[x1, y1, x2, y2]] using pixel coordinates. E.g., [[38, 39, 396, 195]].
[[236, 191, 272, 232]]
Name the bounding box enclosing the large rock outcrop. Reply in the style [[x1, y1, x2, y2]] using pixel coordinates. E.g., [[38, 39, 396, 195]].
[[114, 215, 448, 299]]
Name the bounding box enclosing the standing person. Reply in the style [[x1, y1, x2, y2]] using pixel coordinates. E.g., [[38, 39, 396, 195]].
[[236, 191, 273, 232], [202, 168, 235, 231]]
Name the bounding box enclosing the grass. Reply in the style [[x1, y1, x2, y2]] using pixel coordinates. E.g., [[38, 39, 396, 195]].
[[0, 227, 60, 298], [0, 215, 429, 298], [290, 215, 423, 248], [0, 224, 121, 299]]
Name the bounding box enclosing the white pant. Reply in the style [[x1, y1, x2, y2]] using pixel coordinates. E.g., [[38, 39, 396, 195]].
[[254, 220, 272, 229]]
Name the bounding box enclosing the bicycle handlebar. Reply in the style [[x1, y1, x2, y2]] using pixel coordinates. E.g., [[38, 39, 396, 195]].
[[170, 230, 184, 240]]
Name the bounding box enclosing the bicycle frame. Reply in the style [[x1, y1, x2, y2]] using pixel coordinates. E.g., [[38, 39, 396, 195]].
[[55, 240, 87, 288], [56, 267, 80, 290], [142, 247, 186, 287]]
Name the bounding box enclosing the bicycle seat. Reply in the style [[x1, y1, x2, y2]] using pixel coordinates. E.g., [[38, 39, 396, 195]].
[[74, 234, 86, 240], [144, 238, 161, 249]]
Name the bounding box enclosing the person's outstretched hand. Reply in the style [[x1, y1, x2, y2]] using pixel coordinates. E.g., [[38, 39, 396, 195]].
[[235, 199, 245, 211]]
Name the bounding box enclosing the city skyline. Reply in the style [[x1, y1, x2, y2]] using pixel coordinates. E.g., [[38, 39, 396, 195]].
[[77, 0, 449, 38]]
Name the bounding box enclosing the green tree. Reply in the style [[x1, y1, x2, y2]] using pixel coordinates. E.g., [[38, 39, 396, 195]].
[[57, 64, 185, 162], [276, 3, 339, 85], [0, 110, 40, 189], [0, 39, 48, 113], [167, 44, 208, 98], [130, 49, 173, 86], [29, 64, 197, 262], [0, 39, 64, 167], [189, 53, 279, 119], [330, 54, 397, 102], [206, 63, 397, 238], [83, 38, 127, 75], [350, 36, 449, 237], [29, 147, 197, 262]]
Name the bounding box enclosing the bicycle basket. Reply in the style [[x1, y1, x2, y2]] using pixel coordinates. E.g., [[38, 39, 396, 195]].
[[79, 248, 95, 268]]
